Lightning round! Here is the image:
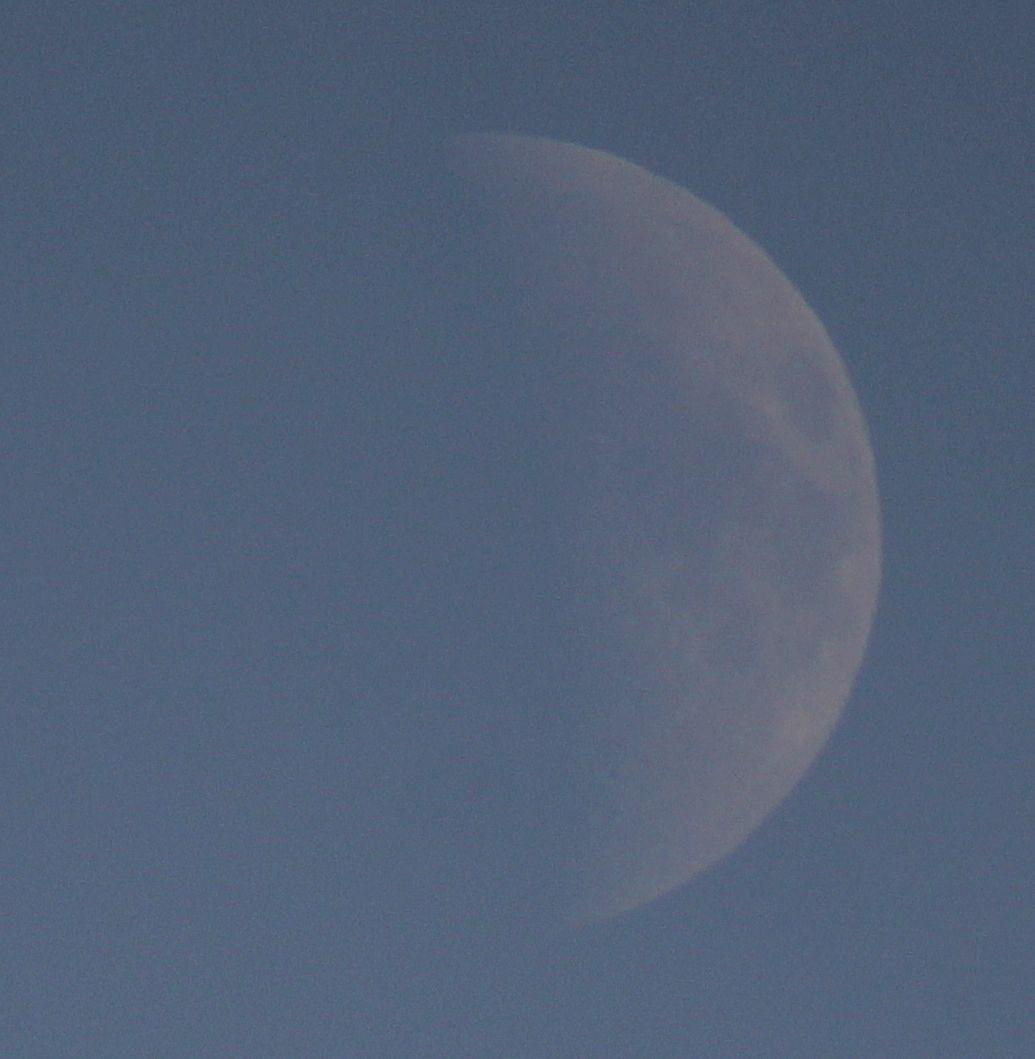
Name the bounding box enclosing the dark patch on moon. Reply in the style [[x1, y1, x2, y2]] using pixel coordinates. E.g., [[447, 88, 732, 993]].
[[775, 351, 840, 444]]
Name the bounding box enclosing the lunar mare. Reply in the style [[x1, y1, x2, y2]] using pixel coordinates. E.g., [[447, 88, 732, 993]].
[[445, 135, 882, 921]]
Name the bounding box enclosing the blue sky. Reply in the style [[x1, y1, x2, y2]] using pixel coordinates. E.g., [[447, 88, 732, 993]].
[[3, 4, 1032, 1055]]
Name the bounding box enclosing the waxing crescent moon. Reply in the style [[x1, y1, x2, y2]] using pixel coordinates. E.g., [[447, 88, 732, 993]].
[[442, 134, 882, 922]]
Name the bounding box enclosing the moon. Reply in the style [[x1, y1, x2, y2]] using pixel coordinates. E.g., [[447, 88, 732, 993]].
[[426, 134, 883, 922]]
